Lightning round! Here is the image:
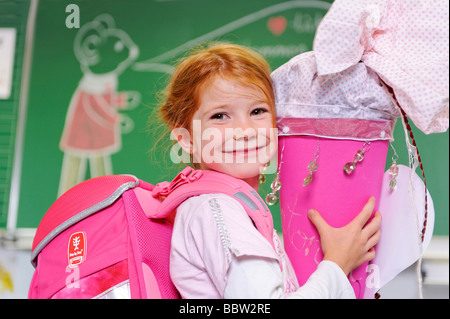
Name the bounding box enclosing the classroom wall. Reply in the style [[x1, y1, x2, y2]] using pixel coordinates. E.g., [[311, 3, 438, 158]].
[[0, 0, 448, 240]]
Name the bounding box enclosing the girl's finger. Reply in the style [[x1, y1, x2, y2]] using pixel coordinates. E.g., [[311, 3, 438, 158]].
[[352, 197, 376, 228], [361, 210, 382, 239], [363, 247, 376, 263], [308, 209, 330, 235], [365, 229, 381, 251]]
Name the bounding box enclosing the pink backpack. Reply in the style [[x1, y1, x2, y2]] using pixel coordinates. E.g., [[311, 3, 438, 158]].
[[29, 167, 275, 299]]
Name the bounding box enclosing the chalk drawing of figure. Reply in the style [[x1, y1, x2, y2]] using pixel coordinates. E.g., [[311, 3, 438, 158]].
[[58, 14, 140, 196]]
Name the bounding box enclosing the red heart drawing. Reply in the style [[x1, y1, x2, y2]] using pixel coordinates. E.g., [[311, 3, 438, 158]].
[[267, 16, 287, 36]]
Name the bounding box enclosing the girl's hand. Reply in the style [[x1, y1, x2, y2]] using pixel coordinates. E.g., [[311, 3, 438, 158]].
[[308, 197, 381, 276]]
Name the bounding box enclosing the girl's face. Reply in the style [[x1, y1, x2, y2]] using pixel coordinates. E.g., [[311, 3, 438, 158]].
[[187, 77, 277, 182]]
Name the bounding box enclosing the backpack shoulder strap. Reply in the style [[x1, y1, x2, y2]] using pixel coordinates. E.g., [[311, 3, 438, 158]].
[[148, 167, 275, 250]]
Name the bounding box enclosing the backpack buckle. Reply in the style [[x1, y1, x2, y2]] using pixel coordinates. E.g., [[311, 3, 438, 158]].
[[152, 167, 203, 197]]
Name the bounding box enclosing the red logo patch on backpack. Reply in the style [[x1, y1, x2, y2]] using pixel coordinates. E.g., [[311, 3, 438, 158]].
[[68, 231, 86, 268]]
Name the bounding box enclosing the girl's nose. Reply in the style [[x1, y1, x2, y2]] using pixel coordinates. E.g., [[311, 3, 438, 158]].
[[233, 116, 257, 141]]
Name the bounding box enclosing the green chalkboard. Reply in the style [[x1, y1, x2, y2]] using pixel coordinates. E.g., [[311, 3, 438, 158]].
[[6, 0, 448, 236]]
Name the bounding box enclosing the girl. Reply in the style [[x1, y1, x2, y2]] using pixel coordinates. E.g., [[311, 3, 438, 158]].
[[157, 43, 381, 298]]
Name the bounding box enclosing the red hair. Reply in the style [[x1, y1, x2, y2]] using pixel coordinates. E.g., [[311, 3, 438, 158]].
[[159, 43, 275, 132]]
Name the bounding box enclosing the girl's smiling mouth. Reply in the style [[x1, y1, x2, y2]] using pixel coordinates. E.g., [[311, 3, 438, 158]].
[[223, 144, 267, 157]]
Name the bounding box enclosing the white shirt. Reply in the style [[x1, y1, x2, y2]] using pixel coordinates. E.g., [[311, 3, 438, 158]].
[[170, 193, 355, 299]]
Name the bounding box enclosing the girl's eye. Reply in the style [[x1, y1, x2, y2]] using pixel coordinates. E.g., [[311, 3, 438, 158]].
[[210, 113, 228, 120], [251, 108, 268, 116]]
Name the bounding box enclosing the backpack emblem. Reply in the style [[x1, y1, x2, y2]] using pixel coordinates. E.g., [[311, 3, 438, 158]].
[[68, 231, 87, 268]]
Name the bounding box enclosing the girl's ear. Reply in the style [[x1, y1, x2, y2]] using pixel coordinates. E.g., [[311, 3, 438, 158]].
[[171, 127, 193, 155]]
